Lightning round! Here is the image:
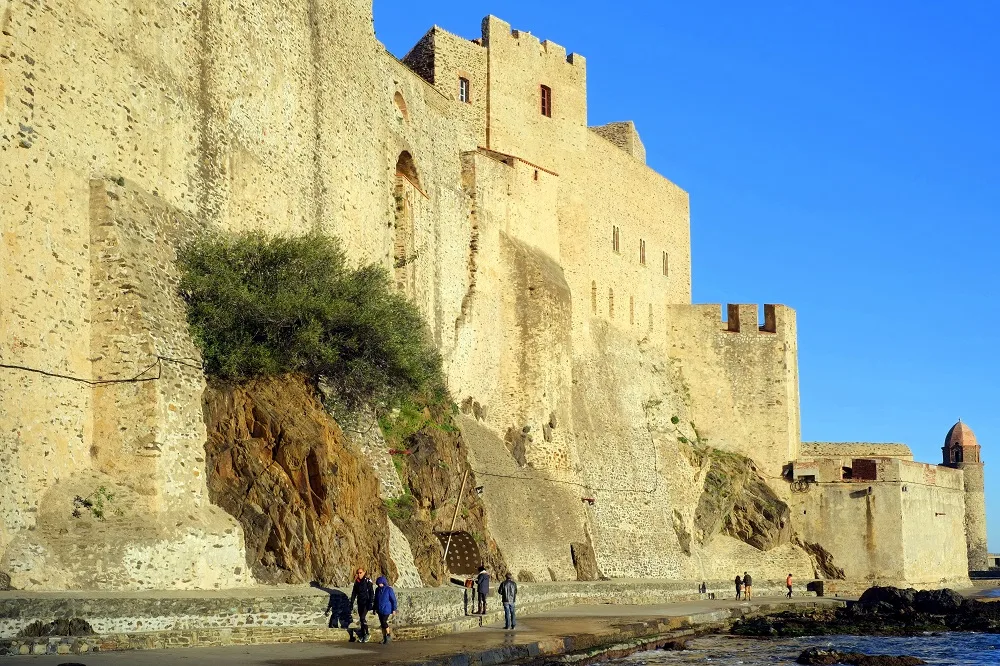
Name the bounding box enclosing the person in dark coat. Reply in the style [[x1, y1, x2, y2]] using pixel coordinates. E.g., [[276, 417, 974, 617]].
[[743, 572, 753, 600], [734, 574, 743, 600], [348, 567, 375, 642], [374, 576, 398, 644], [498, 573, 517, 629], [476, 565, 491, 614]]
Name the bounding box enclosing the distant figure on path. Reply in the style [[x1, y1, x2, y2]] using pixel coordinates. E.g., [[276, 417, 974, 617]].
[[735, 574, 743, 600], [348, 567, 375, 642], [786, 573, 793, 598], [498, 573, 518, 629], [743, 572, 753, 600], [476, 565, 491, 615], [374, 576, 398, 644]]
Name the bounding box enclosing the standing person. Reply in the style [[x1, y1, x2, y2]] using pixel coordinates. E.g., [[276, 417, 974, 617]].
[[348, 567, 375, 642], [374, 576, 398, 644], [498, 573, 518, 630], [743, 572, 753, 600], [786, 573, 793, 599], [734, 574, 743, 600], [476, 565, 491, 615]]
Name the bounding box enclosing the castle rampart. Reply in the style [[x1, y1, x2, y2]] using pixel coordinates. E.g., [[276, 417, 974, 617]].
[[1, 1, 981, 592], [663, 303, 800, 477], [788, 457, 969, 586]]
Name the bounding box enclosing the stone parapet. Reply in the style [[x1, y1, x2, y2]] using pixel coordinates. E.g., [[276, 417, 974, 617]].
[[0, 579, 816, 653]]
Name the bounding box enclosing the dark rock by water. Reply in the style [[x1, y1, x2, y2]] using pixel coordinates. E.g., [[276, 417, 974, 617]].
[[732, 586, 1000, 638], [797, 647, 927, 665]]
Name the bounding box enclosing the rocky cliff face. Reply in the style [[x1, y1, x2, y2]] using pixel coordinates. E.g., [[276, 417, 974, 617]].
[[382, 403, 508, 586], [203, 375, 397, 586], [694, 448, 792, 551]]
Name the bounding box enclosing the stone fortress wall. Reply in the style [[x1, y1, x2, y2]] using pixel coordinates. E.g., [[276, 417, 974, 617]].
[[791, 454, 969, 587], [0, 0, 977, 590]]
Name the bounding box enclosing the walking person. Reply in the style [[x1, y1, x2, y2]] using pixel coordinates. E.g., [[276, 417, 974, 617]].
[[734, 574, 743, 600], [348, 567, 375, 642], [786, 573, 793, 599], [743, 572, 753, 600], [476, 565, 491, 615], [374, 576, 398, 644], [498, 573, 517, 630]]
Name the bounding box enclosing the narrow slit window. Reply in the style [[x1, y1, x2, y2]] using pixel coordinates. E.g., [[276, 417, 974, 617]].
[[612, 225, 620, 253], [608, 288, 614, 319], [540, 85, 552, 117], [639, 239, 646, 265], [459, 77, 471, 103], [661, 251, 668, 276], [591, 281, 597, 314]]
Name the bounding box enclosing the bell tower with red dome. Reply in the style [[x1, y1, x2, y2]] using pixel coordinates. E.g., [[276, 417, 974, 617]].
[[942, 421, 988, 570]]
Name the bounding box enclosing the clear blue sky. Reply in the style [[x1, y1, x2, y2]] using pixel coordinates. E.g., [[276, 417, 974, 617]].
[[373, 1, 999, 552]]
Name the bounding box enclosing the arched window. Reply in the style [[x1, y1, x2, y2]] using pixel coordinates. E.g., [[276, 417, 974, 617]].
[[394, 151, 421, 296], [393, 92, 409, 120]]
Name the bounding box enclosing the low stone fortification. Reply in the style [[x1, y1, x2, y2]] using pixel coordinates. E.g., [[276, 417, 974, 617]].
[[0, 579, 814, 655]]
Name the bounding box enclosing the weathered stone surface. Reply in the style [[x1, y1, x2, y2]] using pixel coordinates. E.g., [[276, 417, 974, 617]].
[[17, 618, 93, 638], [695, 448, 791, 551], [389, 406, 507, 586], [798, 539, 846, 580], [203, 375, 396, 586], [0, 572, 10, 592], [570, 541, 601, 582]]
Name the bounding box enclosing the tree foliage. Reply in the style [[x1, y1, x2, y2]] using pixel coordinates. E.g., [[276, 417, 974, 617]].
[[178, 230, 444, 410]]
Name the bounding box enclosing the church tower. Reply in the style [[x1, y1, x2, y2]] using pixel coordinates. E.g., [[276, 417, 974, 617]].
[[942, 421, 989, 570]]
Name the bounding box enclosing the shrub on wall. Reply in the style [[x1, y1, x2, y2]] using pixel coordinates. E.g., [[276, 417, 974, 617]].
[[178, 230, 443, 410]]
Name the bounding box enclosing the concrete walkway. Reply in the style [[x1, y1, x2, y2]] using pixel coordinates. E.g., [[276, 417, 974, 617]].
[[10, 596, 841, 666]]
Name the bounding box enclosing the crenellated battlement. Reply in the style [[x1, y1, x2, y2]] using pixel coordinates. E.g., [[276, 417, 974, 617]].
[[724, 303, 788, 333], [482, 16, 585, 67], [666, 303, 789, 336]]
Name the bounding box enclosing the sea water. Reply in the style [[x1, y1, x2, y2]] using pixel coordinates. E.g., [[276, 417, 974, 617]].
[[609, 633, 1000, 665]]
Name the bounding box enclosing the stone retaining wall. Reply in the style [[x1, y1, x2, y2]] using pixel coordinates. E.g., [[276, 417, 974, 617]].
[[0, 579, 815, 655]]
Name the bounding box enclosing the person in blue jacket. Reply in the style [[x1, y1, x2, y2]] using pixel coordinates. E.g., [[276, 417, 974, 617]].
[[374, 576, 398, 644]]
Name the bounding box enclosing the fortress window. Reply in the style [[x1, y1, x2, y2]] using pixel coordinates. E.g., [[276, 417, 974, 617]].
[[612, 225, 620, 253], [591, 281, 597, 314], [540, 85, 552, 117], [608, 288, 614, 319], [459, 77, 471, 103], [639, 239, 646, 265], [661, 251, 669, 276]]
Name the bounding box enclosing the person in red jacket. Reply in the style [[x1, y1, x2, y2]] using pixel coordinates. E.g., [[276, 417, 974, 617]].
[[786, 573, 793, 599]]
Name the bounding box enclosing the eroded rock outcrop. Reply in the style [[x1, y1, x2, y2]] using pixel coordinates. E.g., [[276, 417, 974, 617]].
[[204, 375, 397, 586], [694, 448, 791, 550], [388, 404, 507, 585]]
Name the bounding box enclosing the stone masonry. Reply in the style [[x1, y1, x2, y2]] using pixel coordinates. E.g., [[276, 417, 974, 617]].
[[0, 1, 980, 591]]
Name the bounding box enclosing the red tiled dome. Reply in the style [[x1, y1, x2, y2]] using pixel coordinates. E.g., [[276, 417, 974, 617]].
[[944, 421, 978, 449]]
